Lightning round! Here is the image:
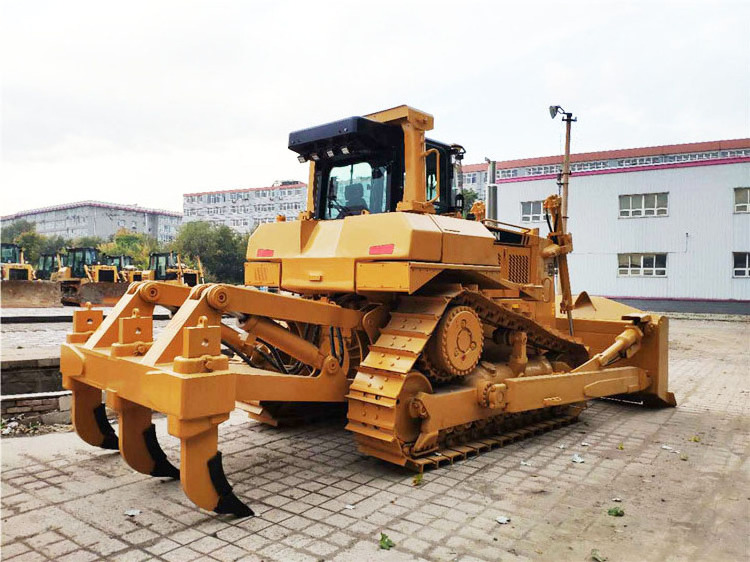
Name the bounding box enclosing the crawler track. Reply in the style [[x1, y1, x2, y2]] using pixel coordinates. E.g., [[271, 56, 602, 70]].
[[346, 286, 589, 467]]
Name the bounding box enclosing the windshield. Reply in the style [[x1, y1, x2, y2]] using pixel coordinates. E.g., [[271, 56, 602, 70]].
[[322, 161, 390, 219], [1, 245, 19, 264], [150, 254, 175, 279]]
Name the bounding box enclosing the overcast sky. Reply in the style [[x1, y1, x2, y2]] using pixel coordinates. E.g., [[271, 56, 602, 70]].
[[2, 0, 748, 215]]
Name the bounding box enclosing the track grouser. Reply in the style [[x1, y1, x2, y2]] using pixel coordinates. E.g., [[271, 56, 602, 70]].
[[60, 106, 676, 516]]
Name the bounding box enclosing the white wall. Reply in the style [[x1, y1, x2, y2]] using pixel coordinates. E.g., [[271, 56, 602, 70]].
[[494, 162, 750, 301]]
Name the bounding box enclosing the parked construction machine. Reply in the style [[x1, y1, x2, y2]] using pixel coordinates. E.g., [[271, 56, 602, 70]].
[[60, 105, 675, 517], [53, 247, 129, 305], [1, 243, 34, 281], [1, 244, 62, 307], [129, 252, 203, 286], [36, 252, 60, 281], [104, 254, 137, 283]]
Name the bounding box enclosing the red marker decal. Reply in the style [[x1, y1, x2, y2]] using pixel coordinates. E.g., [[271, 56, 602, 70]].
[[369, 244, 395, 255], [256, 249, 274, 257]]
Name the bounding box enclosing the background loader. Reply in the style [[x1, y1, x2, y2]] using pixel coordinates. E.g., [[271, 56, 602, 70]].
[[60, 105, 675, 517]]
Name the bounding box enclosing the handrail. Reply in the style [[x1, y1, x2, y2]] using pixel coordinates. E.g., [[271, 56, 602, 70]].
[[481, 218, 533, 234]]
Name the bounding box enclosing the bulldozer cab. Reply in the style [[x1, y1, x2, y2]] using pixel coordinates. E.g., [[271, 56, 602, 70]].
[[64, 247, 101, 280], [142, 252, 200, 287], [105, 254, 133, 270], [289, 110, 463, 219], [36, 253, 59, 280], [1, 243, 22, 264], [1, 243, 34, 281], [148, 252, 178, 281]]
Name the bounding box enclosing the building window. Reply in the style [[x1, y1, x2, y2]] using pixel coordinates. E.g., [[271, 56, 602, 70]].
[[734, 188, 750, 213], [521, 200, 544, 222], [570, 160, 608, 172], [619, 193, 668, 218], [527, 164, 561, 176], [733, 252, 750, 277], [618, 253, 667, 277], [463, 172, 477, 184]]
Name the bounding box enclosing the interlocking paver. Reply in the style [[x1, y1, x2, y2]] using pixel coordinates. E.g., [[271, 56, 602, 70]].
[[2, 318, 749, 561]]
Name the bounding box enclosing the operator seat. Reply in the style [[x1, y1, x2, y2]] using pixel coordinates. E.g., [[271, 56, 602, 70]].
[[343, 183, 368, 216]]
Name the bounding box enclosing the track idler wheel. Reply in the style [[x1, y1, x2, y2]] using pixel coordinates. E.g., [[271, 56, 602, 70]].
[[424, 306, 484, 382], [394, 372, 433, 445]]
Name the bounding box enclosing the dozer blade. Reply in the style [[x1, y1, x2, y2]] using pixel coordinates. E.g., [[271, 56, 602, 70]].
[[77, 282, 131, 306], [558, 293, 676, 408], [0, 280, 61, 308]]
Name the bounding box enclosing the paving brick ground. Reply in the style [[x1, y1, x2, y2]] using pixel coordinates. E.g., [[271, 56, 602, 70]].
[[1, 318, 748, 561]]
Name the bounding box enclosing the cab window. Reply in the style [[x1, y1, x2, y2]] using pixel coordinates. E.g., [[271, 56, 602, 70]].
[[323, 161, 390, 219]]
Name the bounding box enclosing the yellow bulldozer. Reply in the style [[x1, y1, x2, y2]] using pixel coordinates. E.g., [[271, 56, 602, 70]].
[[0, 243, 62, 307], [129, 251, 203, 287], [60, 105, 675, 517], [104, 254, 137, 283], [1, 243, 35, 281], [53, 247, 130, 306], [36, 252, 61, 281]]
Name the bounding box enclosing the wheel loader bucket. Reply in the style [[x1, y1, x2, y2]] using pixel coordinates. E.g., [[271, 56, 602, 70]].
[[558, 293, 676, 407], [1, 280, 61, 308]]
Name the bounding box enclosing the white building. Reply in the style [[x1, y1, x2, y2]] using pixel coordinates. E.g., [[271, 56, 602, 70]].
[[183, 181, 307, 234], [1, 201, 182, 243], [481, 139, 750, 313]]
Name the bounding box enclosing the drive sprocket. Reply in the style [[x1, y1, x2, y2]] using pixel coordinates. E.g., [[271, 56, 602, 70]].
[[423, 305, 483, 382]]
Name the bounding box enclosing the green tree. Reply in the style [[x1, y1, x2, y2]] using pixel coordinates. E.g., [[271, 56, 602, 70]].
[[172, 221, 246, 283], [1, 219, 36, 243], [99, 229, 159, 269], [71, 235, 106, 249], [15, 231, 46, 264], [40, 235, 68, 255], [461, 189, 479, 218]]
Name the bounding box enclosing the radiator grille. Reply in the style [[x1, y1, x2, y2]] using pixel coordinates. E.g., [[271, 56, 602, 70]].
[[98, 270, 115, 283], [508, 254, 529, 284]]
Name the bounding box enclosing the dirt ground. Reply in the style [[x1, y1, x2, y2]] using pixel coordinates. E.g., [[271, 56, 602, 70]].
[[1, 318, 749, 561]]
